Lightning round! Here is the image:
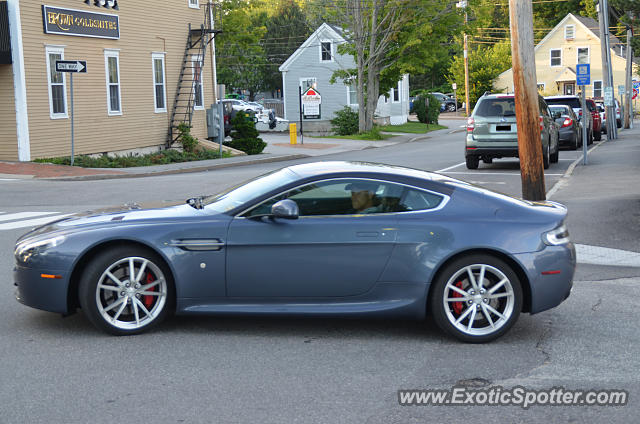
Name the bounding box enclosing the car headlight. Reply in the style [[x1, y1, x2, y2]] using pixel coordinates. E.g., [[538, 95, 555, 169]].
[[15, 235, 66, 263], [543, 224, 570, 246]]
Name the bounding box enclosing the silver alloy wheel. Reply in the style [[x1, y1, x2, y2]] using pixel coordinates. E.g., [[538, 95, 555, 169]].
[[442, 264, 515, 336], [95, 256, 167, 330]]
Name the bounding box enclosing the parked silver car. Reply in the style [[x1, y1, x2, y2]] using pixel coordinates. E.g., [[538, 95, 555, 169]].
[[465, 93, 560, 169]]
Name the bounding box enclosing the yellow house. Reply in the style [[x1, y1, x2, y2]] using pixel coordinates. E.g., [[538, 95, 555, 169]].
[[494, 13, 638, 98], [0, 0, 217, 162]]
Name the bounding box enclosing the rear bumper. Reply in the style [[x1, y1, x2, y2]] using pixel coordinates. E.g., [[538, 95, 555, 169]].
[[465, 147, 519, 158]]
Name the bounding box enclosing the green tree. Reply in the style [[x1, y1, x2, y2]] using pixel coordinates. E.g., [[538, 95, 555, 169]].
[[611, 0, 640, 56], [224, 111, 267, 154], [448, 41, 512, 108], [262, 0, 312, 95], [216, 0, 268, 100]]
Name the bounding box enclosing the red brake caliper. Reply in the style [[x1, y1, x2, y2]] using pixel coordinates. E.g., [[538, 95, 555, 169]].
[[452, 281, 464, 315], [143, 272, 156, 309]]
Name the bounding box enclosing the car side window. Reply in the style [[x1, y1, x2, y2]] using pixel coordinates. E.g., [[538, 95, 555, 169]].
[[242, 179, 444, 217]]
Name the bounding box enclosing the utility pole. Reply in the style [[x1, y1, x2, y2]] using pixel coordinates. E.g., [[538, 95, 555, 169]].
[[624, 24, 633, 128], [509, 0, 545, 201], [208, 1, 218, 102], [457, 1, 470, 117], [598, 1, 612, 139]]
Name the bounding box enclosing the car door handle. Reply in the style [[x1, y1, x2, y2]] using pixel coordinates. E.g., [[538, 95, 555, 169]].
[[356, 231, 379, 238]]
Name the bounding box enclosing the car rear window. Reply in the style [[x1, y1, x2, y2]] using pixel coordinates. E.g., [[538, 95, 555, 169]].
[[545, 97, 581, 108], [474, 98, 516, 117]]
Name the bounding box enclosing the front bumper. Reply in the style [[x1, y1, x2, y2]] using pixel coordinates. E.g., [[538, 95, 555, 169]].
[[513, 242, 576, 314], [14, 264, 71, 314]]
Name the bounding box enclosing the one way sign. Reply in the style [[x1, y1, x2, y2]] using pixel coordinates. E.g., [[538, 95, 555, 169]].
[[55, 60, 87, 73]]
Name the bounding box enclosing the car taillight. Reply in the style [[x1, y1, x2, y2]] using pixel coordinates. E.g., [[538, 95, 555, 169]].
[[562, 118, 573, 128], [224, 115, 230, 124], [467, 117, 475, 132], [539, 116, 544, 131], [578, 110, 582, 118]]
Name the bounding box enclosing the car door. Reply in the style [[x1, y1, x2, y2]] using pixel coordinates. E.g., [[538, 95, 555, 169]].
[[225, 178, 398, 298]]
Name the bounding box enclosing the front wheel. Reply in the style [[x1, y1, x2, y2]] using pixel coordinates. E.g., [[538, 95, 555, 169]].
[[446, 103, 456, 112], [79, 247, 173, 335], [430, 255, 523, 343]]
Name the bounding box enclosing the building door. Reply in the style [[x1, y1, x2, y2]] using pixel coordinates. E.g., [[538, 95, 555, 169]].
[[564, 83, 575, 95]]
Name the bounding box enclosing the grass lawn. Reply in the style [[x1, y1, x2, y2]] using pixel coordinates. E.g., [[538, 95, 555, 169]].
[[378, 121, 447, 133]]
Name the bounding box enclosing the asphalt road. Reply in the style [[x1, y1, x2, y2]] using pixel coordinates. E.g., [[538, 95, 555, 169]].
[[0, 126, 637, 423]]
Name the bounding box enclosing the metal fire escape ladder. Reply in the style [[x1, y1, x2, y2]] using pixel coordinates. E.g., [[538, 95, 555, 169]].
[[167, 3, 222, 148]]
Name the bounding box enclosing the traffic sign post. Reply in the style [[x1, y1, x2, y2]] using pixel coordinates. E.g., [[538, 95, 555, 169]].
[[55, 60, 87, 165], [576, 64, 590, 164]]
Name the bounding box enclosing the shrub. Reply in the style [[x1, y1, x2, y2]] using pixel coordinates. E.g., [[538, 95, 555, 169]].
[[224, 110, 266, 155], [331, 106, 359, 135], [414, 94, 440, 125], [176, 123, 199, 153]]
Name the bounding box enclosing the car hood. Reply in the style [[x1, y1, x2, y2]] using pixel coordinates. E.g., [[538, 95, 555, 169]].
[[17, 201, 207, 242]]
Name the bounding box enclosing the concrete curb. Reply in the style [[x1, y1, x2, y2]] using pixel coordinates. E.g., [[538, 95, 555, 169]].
[[42, 154, 310, 182]]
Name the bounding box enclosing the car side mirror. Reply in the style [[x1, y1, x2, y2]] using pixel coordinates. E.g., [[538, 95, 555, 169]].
[[271, 199, 299, 220]]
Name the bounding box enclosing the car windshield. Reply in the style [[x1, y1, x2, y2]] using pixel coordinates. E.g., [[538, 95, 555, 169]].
[[474, 98, 516, 117], [545, 98, 581, 108], [203, 168, 298, 213]]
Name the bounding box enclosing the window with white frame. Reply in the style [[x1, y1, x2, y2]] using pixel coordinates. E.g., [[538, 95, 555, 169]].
[[104, 50, 121, 115], [192, 55, 204, 109], [392, 81, 401, 102], [347, 83, 358, 105], [188, 0, 199, 8], [593, 80, 603, 98], [320, 41, 332, 62], [550, 49, 561, 66], [152, 53, 166, 113], [564, 25, 575, 40], [45, 46, 67, 119], [577, 47, 589, 64]]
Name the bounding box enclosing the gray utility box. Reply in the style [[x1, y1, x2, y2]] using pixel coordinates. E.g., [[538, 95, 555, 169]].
[[206, 106, 221, 141]]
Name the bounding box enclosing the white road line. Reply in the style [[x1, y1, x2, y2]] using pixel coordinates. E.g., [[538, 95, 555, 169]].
[[437, 162, 466, 172], [576, 244, 640, 268], [0, 212, 59, 223], [0, 214, 72, 230], [0, 178, 18, 181], [444, 171, 564, 176]]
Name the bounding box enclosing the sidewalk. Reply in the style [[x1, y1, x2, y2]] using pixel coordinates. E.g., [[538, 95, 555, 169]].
[[0, 125, 450, 181]]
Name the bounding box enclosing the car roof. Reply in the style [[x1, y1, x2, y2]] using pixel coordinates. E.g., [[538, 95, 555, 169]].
[[544, 95, 579, 99], [286, 161, 453, 183]]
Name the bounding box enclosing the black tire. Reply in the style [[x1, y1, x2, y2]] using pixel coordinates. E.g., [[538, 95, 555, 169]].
[[588, 129, 593, 145], [543, 143, 550, 169], [79, 246, 174, 335], [466, 156, 479, 170], [429, 254, 523, 343], [446, 103, 456, 112], [617, 119, 622, 129], [550, 145, 559, 163], [594, 129, 601, 141], [571, 134, 579, 150]]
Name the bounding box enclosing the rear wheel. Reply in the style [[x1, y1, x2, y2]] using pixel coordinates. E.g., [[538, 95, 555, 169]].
[[594, 129, 601, 141], [430, 254, 523, 343], [543, 143, 550, 169], [466, 156, 479, 169], [550, 142, 559, 163], [79, 246, 173, 335]]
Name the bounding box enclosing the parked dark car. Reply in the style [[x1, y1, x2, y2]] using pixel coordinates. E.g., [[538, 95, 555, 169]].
[[585, 99, 602, 141], [549, 105, 581, 150], [14, 161, 575, 343], [465, 93, 560, 169], [544, 96, 593, 145], [430, 92, 457, 112]]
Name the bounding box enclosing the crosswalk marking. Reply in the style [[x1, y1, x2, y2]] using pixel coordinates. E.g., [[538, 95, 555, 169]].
[[0, 212, 59, 223], [0, 212, 72, 231]]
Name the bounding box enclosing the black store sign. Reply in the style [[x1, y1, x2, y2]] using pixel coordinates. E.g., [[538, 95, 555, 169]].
[[42, 5, 119, 39]]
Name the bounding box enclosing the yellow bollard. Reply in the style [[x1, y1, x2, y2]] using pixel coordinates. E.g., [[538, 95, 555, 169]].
[[289, 123, 297, 145]]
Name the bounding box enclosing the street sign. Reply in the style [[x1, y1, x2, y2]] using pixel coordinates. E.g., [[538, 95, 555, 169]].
[[55, 60, 87, 73], [302, 87, 321, 119], [604, 87, 614, 106], [452, 83, 457, 90], [576, 64, 590, 86], [618, 85, 625, 96]]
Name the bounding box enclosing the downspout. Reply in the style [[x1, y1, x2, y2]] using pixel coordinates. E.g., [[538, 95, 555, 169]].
[[7, 0, 30, 161]]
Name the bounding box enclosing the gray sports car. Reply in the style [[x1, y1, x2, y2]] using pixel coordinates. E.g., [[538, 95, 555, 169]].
[[14, 162, 575, 342]]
